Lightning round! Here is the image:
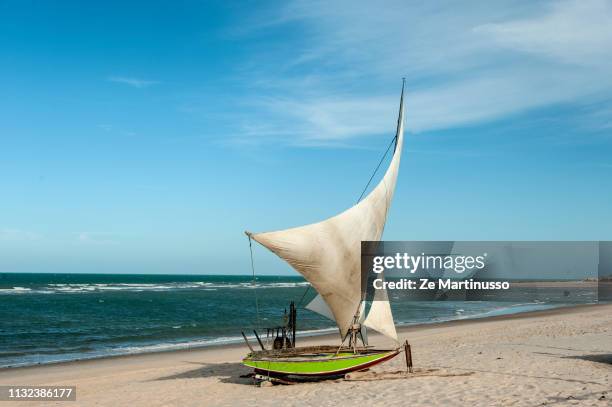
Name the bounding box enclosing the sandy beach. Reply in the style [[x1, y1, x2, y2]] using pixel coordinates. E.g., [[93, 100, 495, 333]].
[[0, 304, 610, 406]]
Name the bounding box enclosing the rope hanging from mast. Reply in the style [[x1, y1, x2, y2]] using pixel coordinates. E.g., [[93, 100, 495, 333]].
[[356, 135, 397, 204], [296, 283, 312, 308], [356, 78, 404, 204], [247, 233, 261, 328]]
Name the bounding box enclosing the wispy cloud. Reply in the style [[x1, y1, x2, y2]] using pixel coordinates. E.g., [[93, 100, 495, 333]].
[[77, 232, 118, 245], [232, 0, 612, 145], [474, 0, 612, 67], [0, 228, 42, 241], [107, 76, 160, 88]]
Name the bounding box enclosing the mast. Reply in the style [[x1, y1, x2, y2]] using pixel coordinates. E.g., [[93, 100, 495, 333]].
[[394, 78, 405, 152]]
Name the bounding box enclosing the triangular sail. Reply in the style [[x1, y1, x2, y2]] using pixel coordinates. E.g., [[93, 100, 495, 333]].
[[363, 281, 398, 342], [305, 294, 335, 321], [248, 83, 405, 340]]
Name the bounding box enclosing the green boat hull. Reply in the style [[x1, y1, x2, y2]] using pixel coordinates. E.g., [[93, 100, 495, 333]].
[[243, 346, 399, 377]]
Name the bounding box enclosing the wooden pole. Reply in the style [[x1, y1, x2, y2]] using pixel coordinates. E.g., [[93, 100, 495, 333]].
[[290, 301, 296, 348], [404, 340, 413, 373], [241, 331, 254, 352], [253, 330, 265, 350]]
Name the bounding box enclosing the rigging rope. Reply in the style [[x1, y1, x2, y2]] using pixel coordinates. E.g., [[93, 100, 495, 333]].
[[296, 284, 312, 308], [247, 235, 261, 327], [356, 134, 397, 203]]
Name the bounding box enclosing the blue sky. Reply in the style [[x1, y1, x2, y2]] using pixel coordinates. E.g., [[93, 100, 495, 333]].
[[1, 0, 611, 275]]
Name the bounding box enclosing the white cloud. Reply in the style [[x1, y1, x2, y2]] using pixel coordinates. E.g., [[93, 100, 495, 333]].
[[235, 0, 612, 144], [107, 76, 159, 88], [250, 96, 395, 142], [475, 0, 612, 67]]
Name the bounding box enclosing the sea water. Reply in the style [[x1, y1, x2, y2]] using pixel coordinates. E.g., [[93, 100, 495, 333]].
[[0, 273, 597, 368]]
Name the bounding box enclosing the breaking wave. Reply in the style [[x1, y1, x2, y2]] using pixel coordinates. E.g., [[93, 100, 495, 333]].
[[0, 281, 310, 295]]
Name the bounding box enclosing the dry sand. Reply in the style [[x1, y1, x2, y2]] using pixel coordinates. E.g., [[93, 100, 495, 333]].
[[1, 304, 611, 406]]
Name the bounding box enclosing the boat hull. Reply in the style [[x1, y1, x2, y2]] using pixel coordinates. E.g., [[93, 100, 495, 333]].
[[243, 347, 399, 377]]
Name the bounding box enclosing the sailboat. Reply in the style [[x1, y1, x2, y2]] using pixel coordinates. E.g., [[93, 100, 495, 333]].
[[242, 80, 406, 380]]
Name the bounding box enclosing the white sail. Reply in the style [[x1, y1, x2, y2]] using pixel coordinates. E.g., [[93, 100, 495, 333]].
[[305, 294, 335, 321], [363, 286, 398, 342], [249, 83, 405, 340]]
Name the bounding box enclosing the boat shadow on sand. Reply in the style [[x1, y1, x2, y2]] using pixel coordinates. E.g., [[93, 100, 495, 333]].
[[562, 353, 612, 366], [153, 361, 253, 385], [152, 361, 347, 385], [152, 362, 478, 386]]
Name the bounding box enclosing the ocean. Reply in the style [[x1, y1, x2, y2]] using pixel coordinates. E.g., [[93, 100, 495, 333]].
[[0, 273, 598, 368]]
